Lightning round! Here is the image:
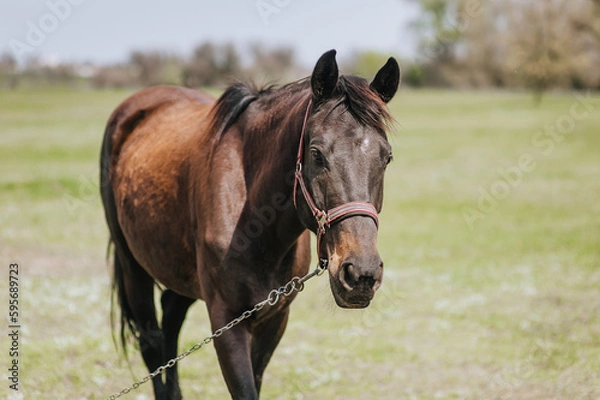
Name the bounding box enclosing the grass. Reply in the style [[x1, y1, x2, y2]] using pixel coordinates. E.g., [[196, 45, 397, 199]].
[[1, 87, 599, 399]]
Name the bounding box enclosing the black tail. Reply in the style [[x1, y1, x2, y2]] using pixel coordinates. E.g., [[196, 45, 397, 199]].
[[100, 116, 138, 355]]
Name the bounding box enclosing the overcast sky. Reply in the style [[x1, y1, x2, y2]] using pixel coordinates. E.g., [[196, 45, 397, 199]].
[[0, 0, 419, 67]]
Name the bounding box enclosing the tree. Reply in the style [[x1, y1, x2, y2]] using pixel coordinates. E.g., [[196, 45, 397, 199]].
[[247, 43, 297, 82], [218, 43, 241, 79], [0, 53, 18, 89], [454, 1, 505, 87], [183, 42, 218, 87], [572, 0, 600, 42], [129, 50, 174, 86], [408, 0, 481, 86], [406, 0, 599, 94], [409, 0, 466, 64], [182, 42, 242, 88], [570, 0, 600, 88], [92, 64, 137, 89], [501, 0, 577, 103]]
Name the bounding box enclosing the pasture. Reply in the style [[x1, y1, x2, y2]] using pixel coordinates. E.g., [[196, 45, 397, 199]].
[[1, 87, 599, 399]]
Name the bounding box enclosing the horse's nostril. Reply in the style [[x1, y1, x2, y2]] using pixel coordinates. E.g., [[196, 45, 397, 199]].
[[344, 263, 360, 282], [358, 275, 376, 288], [341, 262, 377, 291], [341, 262, 358, 291]]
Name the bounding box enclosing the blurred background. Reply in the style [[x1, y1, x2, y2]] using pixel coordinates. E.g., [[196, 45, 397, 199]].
[[1, 1, 599, 399], [1, 0, 599, 98]]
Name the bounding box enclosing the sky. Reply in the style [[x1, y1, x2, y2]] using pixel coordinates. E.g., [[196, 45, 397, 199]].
[[0, 0, 419, 68]]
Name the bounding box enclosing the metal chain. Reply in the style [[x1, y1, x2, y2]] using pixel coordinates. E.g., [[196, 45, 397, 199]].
[[107, 264, 326, 400]]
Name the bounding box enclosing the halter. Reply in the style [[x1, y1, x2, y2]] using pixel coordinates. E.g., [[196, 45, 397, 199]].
[[293, 98, 380, 270]]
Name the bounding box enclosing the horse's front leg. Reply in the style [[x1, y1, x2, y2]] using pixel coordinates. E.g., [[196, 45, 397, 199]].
[[209, 301, 258, 399], [250, 307, 290, 394]]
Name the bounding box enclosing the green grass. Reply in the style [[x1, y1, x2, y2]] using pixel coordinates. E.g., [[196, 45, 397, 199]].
[[1, 87, 599, 399]]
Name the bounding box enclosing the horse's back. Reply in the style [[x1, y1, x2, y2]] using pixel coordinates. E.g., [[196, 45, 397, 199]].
[[105, 85, 214, 297], [108, 85, 214, 160]]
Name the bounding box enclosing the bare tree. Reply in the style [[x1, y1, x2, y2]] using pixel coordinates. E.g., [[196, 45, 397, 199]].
[[0, 52, 18, 89], [572, 0, 600, 41], [218, 43, 241, 79], [182, 42, 242, 88], [570, 0, 600, 88], [501, 0, 576, 102], [453, 1, 505, 87], [92, 64, 137, 89], [130, 50, 170, 86], [183, 42, 218, 87], [248, 43, 297, 82]]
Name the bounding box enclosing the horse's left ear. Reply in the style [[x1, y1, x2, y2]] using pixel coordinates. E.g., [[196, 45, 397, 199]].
[[311, 49, 339, 104], [370, 57, 400, 103]]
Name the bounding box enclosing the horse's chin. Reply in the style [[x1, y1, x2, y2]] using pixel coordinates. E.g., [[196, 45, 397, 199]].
[[334, 296, 371, 309]]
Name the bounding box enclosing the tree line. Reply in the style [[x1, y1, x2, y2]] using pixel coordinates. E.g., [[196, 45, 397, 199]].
[[406, 0, 600, 98], [0, 42, 301, 90], [1, 0, 598, 96]]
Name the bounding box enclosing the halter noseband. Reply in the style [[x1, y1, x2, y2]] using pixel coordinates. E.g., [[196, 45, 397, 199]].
[[293, 98, 380, 270]]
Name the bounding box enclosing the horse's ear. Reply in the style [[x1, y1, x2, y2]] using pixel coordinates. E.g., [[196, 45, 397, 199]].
[[311, 49, 338, 103], [370, 57, 400, 103]]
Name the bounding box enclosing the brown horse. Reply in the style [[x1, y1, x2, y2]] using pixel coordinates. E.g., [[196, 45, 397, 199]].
[[100, 49, 399, 399]]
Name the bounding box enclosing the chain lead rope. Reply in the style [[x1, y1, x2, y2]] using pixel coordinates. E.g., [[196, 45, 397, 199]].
[[107, 263, 326, 400]]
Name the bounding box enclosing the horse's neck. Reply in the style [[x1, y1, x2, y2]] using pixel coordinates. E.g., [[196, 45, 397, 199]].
[[240, 94, 308, 250]]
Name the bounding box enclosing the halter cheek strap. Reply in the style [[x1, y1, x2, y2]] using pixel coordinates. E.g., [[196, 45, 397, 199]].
[[293, 98, 379, 270]]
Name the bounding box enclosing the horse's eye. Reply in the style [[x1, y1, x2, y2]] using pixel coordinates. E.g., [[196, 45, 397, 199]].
[[385, 154, 394, 168], [311, 148, 326, 167]]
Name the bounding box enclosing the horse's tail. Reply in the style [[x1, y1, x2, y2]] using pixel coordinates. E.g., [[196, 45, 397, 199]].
[[100, 111, 139, 356]]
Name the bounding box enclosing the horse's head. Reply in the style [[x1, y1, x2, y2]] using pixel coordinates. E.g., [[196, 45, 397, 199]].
[[295, 50, 399, 308]]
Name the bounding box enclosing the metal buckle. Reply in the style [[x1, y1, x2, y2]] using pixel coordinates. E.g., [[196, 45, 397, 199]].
[[318, 258, 328, 273], [317, 212, 327, 232]]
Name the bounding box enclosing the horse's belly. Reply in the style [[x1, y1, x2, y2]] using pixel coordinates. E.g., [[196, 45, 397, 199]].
[[116, 178, 201, 298]]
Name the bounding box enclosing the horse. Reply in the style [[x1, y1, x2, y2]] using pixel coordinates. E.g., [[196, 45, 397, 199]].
[[100, 49, 399, 399]]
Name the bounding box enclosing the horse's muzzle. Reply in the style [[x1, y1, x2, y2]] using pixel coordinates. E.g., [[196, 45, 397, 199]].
[[330, 254, 383, 308]]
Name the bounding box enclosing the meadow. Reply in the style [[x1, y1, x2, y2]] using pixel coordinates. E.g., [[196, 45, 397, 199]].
[[1, 86, 599, 399]]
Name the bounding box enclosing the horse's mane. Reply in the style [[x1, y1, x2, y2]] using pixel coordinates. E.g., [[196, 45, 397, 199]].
[[208, 75, 393, 141], [208, 81, 267, 140]]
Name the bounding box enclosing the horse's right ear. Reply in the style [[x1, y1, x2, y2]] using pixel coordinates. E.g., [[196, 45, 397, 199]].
[[311, 49, 338, 104]]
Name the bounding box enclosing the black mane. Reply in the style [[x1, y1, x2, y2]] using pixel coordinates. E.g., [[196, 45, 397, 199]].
[[209, 74, 392, 140], [208, 81, 270, 140]]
